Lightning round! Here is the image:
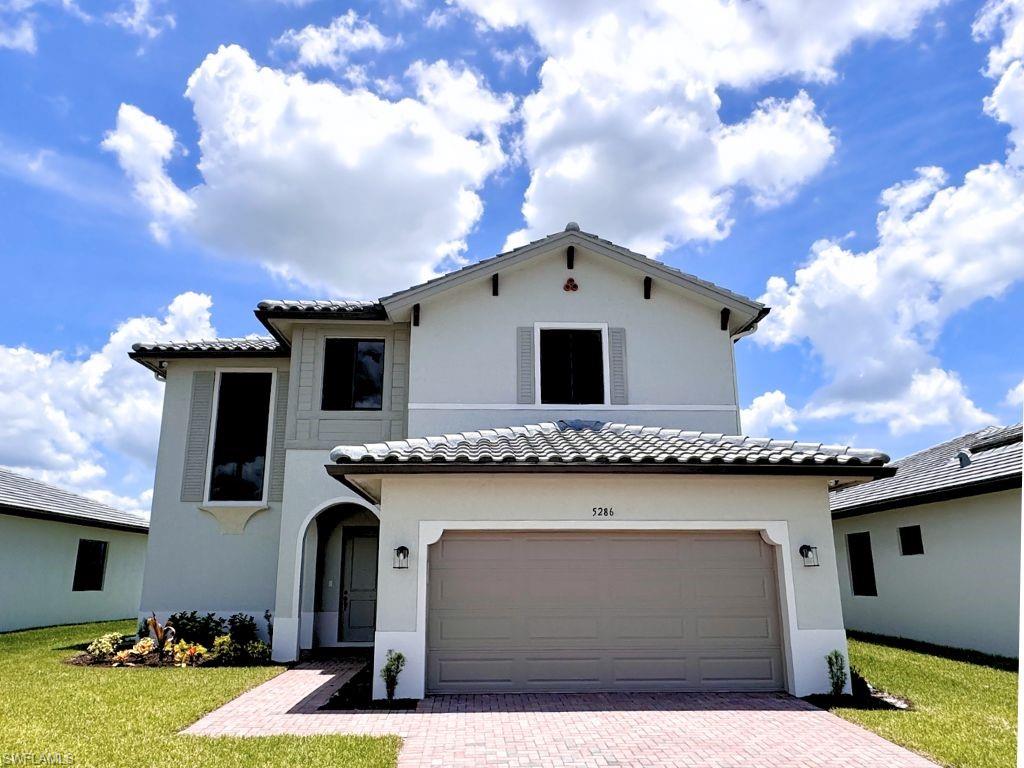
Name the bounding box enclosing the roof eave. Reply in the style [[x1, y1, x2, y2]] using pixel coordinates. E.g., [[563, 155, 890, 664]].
[[831, 472, 1022, 520], [254, 305, 391, 346], [128, 347, 289, 379], [328, 461, 894, 479], [0, 504, 149, 534]]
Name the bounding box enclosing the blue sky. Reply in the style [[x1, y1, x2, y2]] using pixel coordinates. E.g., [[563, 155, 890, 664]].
[[0, 0, 1022, 514]]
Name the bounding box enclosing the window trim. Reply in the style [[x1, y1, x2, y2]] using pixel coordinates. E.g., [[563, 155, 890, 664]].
[[533, 322, 611, 407], [319, 336, 387, 413], [202, 367, 278, 507]]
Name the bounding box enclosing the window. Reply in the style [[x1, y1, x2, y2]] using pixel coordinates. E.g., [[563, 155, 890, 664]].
[[898, 525, 924, 556], [539, 328, 605, 404], [321, 339, 385, 411], [208, 371, 273, 502], [846, 532, 877, 597], [72, 539, 107, 591]]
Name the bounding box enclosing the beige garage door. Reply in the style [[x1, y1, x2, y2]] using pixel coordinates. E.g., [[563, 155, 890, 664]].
[[426, 530, 785, 693]]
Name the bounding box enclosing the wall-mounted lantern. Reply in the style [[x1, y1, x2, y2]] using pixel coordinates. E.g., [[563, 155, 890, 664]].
[[393, 546, 410, 569], [798, 544, 819, 567]]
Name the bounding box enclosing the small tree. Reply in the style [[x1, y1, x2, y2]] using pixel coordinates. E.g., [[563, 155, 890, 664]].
[[380, 650, 406, 702], [826, 649, 847, 697]]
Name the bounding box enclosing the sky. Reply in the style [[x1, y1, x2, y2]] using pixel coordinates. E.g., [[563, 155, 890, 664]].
[[0, 0, 1022, 517]]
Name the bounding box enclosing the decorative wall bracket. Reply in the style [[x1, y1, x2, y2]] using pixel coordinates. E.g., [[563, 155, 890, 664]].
[[198, 504, 268, 534]]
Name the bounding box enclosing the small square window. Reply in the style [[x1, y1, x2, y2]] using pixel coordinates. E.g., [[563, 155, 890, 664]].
[[539, 328, 605, 404], [321, 339, 385, 411], [898, 525, 924, 556], [72, 539, 108, 592]]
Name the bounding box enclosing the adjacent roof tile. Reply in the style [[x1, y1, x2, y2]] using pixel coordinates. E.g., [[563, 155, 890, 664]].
[[330, 419, 891, 472], [256, 299, 387, 319], [0, 467, 148, 532], [830, 423, 1022, 515], [131, 337, 283, 355]]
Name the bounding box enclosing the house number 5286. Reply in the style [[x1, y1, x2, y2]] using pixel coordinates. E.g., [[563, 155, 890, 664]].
[[592, 507, 614, 517]]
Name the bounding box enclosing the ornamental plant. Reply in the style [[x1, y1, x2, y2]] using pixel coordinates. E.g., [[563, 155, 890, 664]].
[[826, 649, 847, 697], [380, 650, 406, 702], [174, 640, 207, 667], [87, 632, 126, 659]]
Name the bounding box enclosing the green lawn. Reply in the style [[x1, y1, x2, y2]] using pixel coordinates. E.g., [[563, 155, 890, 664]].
[[0, 620, 400, 768], [835, 633, 1017, 768]]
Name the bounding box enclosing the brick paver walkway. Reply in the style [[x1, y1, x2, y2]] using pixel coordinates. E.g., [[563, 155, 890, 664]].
[[185, 661, 939, 767]]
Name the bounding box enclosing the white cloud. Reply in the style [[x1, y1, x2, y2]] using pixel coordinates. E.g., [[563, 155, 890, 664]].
[[1006, 378, 1024, 407], [453, 0, 945, 251], [754, 1, 1024, 436], [424, 6, 454, 29], [274, 10, 396, 71], [0, 16, 35, 52], [107, 0, 175, 40], [0, 293, 215, 517], [104, 45, 514, 297], [741, 390, 799, 436], [102, 104, 194, 243]]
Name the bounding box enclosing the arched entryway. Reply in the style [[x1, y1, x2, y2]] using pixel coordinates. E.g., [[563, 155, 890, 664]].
[[297, 503, 380, 651]]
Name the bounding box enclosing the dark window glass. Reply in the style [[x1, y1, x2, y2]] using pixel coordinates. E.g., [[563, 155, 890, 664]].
[[72, 539, 108, 591], [209, 372, 273, 502], [540, 329, 604, 404], [321, 339, 385, 411], [847, 532, 878, 597], [898, 525, 924, 556]]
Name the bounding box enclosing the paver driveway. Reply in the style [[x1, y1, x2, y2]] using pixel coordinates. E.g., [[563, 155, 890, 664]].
[[185, 660, 939, 768]]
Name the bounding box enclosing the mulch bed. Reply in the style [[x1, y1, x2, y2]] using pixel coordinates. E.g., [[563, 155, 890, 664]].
[[320, 664, 419, 711], [804, 671, 912, 712], [67, 650, 174, 667]]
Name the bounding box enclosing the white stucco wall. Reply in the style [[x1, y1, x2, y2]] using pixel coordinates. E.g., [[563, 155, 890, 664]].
[[0, 514, 147, 632], [366, 473, 852, 699], [406, 243, 742, 436], [833, 488, 1021, 657], [139, 359, 288, 624]]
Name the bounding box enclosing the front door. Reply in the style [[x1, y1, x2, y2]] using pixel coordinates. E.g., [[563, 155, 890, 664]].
[[339, 528, 379, 642]]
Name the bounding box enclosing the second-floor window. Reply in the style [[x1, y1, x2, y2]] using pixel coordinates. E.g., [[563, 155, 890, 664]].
[[539, 328, 605, 404], [321, 339, 385, 411], [209, 371, 273, 502]]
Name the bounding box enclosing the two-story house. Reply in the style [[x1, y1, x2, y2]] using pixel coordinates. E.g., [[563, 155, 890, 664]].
[[131, 224, 893, 699]]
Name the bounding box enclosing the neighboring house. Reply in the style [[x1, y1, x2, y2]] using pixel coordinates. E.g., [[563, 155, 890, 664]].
[[0, 468, 149, 632], [131, 224, 893, 698], [831, 424, 1022, 658]]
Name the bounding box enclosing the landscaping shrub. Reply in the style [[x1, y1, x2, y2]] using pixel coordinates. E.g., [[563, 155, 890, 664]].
[[87, 632, 127, 659], [210, 634, 272, 665], [826, 649, 847, 697], [227, 613, 259, 645], [244, 640, 271, 663], [167, 611, 225, 647], [132, 637, 156, 656], [173, 640, 207, 667], [380, 650, 406, 701]]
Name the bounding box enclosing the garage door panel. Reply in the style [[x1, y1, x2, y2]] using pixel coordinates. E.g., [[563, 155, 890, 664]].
[[427, 531, 784, 693]]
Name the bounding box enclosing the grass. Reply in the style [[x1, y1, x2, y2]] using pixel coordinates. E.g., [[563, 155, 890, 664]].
[[0, 620, 400, 768], [829, 632, 1017, 768]]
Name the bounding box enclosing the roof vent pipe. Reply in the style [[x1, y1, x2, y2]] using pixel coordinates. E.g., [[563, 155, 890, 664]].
[[956, 449, 971, 468]]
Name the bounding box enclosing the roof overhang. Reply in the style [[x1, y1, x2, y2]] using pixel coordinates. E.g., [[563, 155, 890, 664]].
[[328, 461, 895, 504], [254, 303, 390, 347], [129, 346, 288, 379], [1, 503, 149, 534], [831, 473, 1021, 520]]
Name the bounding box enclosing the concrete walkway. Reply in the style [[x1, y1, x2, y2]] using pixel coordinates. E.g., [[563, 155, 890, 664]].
[[184, 661, 939, 767]]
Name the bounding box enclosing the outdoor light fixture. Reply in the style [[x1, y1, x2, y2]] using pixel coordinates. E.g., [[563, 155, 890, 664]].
[[393, 546, 410, 569], [798, 544, 820, 567]]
